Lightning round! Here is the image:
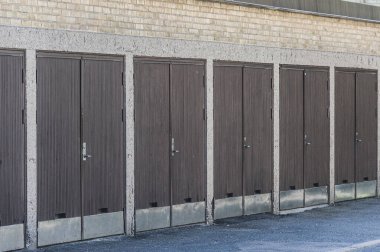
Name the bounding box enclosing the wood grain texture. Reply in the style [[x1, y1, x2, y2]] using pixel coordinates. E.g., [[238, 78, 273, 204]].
[[335, 71, 356, 184], [303, 69, 330, 188], [134, 61, 170, 209], [243, 67, 273, 195], [279, 68, 304, 191], [355, 72, 377, 182], [0, 54, 25, 226], [170, 63, 205, 205], [37, 56, 81, 221], [214, 65, 243, 199], [81, 59, 124, 216]]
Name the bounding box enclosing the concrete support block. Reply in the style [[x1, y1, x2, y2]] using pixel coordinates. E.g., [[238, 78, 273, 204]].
[[125, 53, 135, 236], [273, 63, 280, 215], [26, 49, 37, 249], [206, 58, 214, 225]]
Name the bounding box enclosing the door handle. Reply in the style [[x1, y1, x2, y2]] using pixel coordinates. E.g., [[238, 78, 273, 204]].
[[305, 142, 311, 146], [171, 138, 179, 157], [356, 139, 363, 143], [244, 145, 252, 149], [82, 142, 92, 161]]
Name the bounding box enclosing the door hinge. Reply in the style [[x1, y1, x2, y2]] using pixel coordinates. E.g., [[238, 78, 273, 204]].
[[133, 109, 135, 121], [203, 108, 206, 120], [327, 107, 330, 118], [270, 108, 273, 119], [22, 109, 25, 124], [271, 77, 273, 89]]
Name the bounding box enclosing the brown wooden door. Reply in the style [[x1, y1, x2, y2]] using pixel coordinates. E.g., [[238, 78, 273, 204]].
[[134, 61, 170, 209], [243, 66, 273, 195], [170, 63, 205, 205], [355, 72, 377, 182], [37, 56, 81, 221], [335, 71, 356, 184], [303, 69, 330, 188], [0, 53, 25, 226], [81, 58, 124, 216], [214, 65, 243, 199], [279, 68, 304, 191]]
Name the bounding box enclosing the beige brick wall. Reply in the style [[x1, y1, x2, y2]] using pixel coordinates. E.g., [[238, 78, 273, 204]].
[[0, 0, 379, 55]]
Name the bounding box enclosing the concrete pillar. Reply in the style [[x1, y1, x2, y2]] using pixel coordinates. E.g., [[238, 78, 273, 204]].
[[329, 66, 335, 204], [377, 68, 380, 197], [26, 49, 37, 249], [206, 58, 214, 224], [125, 53, 135, 236], [273, 63, 280, 214]]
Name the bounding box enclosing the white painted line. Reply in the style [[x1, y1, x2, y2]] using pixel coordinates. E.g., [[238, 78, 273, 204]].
[[331, 239, 380, 252]]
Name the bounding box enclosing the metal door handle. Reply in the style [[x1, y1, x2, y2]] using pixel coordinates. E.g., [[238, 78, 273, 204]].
[[82, 142, 92, 161], [356, 139, 362, 143], [306, 142, 311, 145], [171, 138, 179, 156], [244, 145, 251, 149]]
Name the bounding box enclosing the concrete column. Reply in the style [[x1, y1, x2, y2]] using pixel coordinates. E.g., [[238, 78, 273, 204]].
[[125, 53, 135, 236], [377, 68, 380, 197], [273, 63, 280, 214], [329, 66, 335, 204], [206, 58, 214, 224], [26, 49, 37, 249]]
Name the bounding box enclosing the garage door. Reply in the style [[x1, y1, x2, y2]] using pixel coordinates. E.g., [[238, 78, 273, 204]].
[[37, 53, 124, 246], [280, 65, 329, 210], [0, 51, 25, 252], [214, 62, 273, 219], [134, 58, 206, 232], [335, 69, 377, 202]]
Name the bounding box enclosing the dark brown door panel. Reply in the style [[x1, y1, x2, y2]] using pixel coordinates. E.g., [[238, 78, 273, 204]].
[[214, 65, 243, 199], [279, 68, 304, 191], [134, 61, 170, 209], [243, 67, 273, 195]]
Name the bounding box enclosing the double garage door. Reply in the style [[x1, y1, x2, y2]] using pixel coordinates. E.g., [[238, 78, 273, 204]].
[[36, 54, 125, 246], [134, 58, 206, 231]]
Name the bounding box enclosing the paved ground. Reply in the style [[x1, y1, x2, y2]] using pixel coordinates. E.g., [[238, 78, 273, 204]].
[[33, 198, 380, 252]]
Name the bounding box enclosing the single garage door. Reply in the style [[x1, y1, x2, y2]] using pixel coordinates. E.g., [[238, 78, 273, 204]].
[[0, 51, 25, 252], [214, 62, 273, 219], [134, 57, 206, 232], [335, 69, 377, 202], [37, 53, 124, 246], [280, 65, 329, 210]]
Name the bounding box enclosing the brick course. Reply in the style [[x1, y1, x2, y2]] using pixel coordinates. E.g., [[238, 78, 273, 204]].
[[0, 0, 379, 55]]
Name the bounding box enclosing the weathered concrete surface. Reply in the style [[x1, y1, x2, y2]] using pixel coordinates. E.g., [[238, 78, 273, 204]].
[[32, 198, 380, 252]]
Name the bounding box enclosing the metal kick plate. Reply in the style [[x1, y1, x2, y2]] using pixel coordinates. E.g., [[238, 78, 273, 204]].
[[280, 189, 304, 210], [38, 217, 81, 247], [335, 183, 355, 202], [0, 224, 24, 252], [305, 186, 328, 207], [214, 196, 243, 220], [356, 180, 377, 199], [244, 193, 272, 215], [83, 211, 124, 240], [136, 206, 170, 232], [172, 201, 205, 227]]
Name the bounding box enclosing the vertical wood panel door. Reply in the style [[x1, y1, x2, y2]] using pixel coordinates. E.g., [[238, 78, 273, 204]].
[[81, 59, 124, 216], [0, 54, 25, 226], [243, 67, 273, 195], [170, 63, 205, 205], [303, 70, 330, 188], [134, 62, 170, 209], [279, 68, 304, 191], [214, 65, 243, 199], [355, 72, 377, 182], [335, 71, 356, 184], [37, 57, 81, 221]]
